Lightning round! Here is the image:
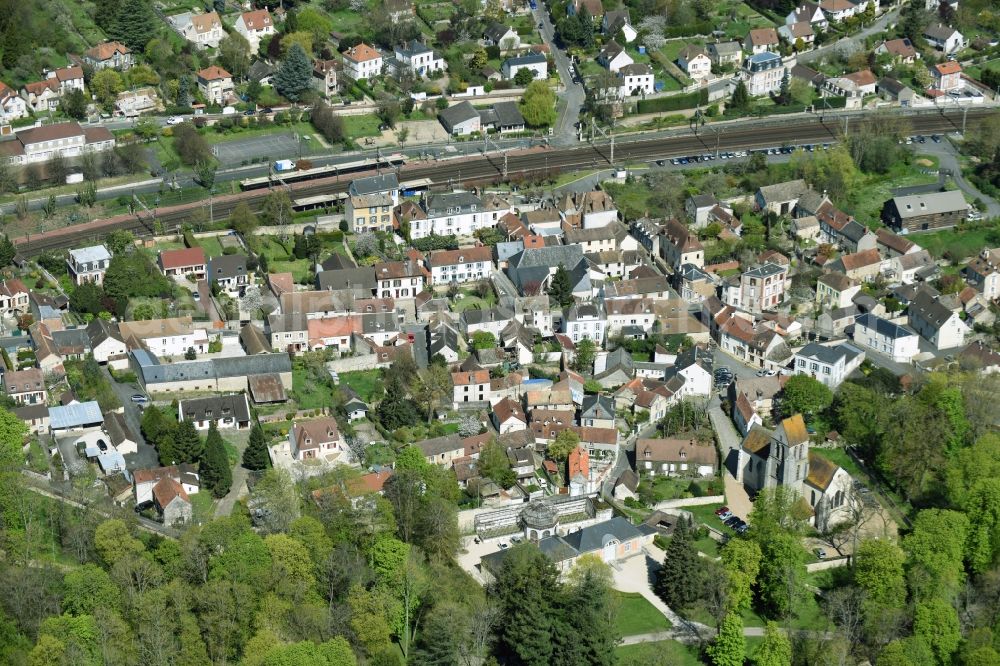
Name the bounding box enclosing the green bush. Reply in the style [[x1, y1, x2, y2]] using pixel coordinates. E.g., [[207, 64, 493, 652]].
[[182, 230, 197, 248], [636, 89, 709, 114]]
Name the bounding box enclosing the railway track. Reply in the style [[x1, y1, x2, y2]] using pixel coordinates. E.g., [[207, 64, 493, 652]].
[[13, 108, 992, 256]]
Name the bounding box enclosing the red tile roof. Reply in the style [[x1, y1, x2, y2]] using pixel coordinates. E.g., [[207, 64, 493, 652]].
[[198, 65, 232, 81], [152, 477, 189, 507], [935, 61, 962, 75], [240, 9, 273, 29], [159, 247, 206, 270], [344, 43, 381, 63], [452, 369, 490, 386], [568, 446, 589, 479]]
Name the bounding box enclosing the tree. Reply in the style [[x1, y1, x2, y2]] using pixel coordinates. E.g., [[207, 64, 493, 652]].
[[520, 81, 557, 127], [655, 520, 702, 609], [201, 422, 233, 498], [105, 229, 135, 255], [218, 34, 251, 81], [470, 330, 497, 350], [94, 519, 144, 565], [904, 508, 969, 602], [376, 375, 421, 430], [913, 597, 960, 665], [243, 424, 270, 471], [59, 89, 88, 119], [853, 538, 906, 612], [781, 374, 832, 418], [491, 545, 559, 666], [376, 99, 401, 129], [478, 440, 516, 489], [230, 202, 259, 236], [730, 80, 750, 112], [109, 0, 157, 51], [281, 31, 315, 57], [172, 419, 204, 465], [707, 612, 745, 666], [572, 338, 596, 373], [411, 365, 452, 423], [753, 621, 792, 666], [547, 263, 574, 307], [196, 161, 217, 189], [249, 468, 301, 534], [0, 236, 15, 268], [514, 67, 535, 86], [172, 123, 212, 166], [311, 101, 346, 144], [274, 44, 313, 101], [548, 429, 580, 462], [262, 190, 293, 226], [90, 69, 125, 110], [720, 538, 761, 614]]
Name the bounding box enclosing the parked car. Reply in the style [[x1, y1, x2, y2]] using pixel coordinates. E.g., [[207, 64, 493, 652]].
[[815, 548, 827, 559], [131, 394, 149, 404], [166, 116, 183, 125], [499, 543, 509, 550], [714, 506, 730, 516]]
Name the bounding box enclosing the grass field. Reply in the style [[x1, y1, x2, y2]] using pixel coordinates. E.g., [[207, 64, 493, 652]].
[[615, 592, 672, 636], [292, 363, 335, 410], [190, 490, 216, 524], [337, 369, 385, 402], [197, 236, 227, 258], [343, 115, 383, 139], [909, 221, 1000, 260], [616, 640, 702, 665]]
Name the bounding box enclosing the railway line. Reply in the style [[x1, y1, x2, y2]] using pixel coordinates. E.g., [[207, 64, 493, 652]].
[[13, 108, 992, 257]]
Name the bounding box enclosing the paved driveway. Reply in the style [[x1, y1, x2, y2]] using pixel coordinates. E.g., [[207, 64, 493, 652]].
[[104, 367, 160, 471], [916, 139, 1000, 218], [534, 7, 584, 144]]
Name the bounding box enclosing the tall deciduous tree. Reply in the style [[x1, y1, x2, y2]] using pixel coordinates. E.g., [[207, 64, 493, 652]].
[[547, 429, 580, 463], [411, 365, 452, 423], [904, 508, 969, 602], [753, 621, 792, 666], [519, 81, 557, 127], [720, 538, 761, 614], [780, 375, 833, 418], [274, 44, 313, 102], [706, 612, 745, 666], [572, 338, 596, 373]]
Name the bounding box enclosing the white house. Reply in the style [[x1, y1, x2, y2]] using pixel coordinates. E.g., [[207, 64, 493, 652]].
[[816, 272, 860, 309], [563, 302, 606, 344], [234, 9, 275, 54], [436, 100, 481, 136], [602, 9, 637, 43], [0, 83, 27, 124], [399, 191, 510, 239], [785, 2, 827, 29], [343, 43, 383, 81], [741, 52, 785, 96], [453, 369, 491, 407], [964, 248, 1000, 300], [427, 246, 493, 285], [852, 313, 920, 363], [923, 24, 965, 54], [181, 11, 224, 48], [501, 53, 548, 81], [119, 317, 209, 358], [484, 23, 520, 49], [792, 342, 865, 388], [87, 319, 128, 364], [676, 45, 712, 82], [394, 40, 446, 77], [134, 465, 200, 505], [636, 438, 717, 477], [744, 28, 779, 55], [197, 66, 233, 106], [598, 40, 633, 73], [0, 122, 115, 166], [287, 418, 348, 462], [617, 63, 655, 97], [67, 245, 111, 286], [908, 288, 969, 350], [178, 394, 252, 431]]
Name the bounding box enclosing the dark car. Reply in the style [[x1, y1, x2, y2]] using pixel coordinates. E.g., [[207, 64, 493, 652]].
[[134, 500, 154, 513], [724, 516, 742, 527], [243, 109, 255, 116], [656, 159, 666, 166]]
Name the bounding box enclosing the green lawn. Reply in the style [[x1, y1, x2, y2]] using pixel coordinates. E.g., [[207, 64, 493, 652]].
[[615, 592, 672, 637], [909, 221, 999, 260], [190, 490, 216, 524], [842, 163, 942, 223], [338, 369, 385, 403], [197, 236, 227, 258], [616, 640, 702, 666], [343, 114, 383, 139], [293, 363, 336, 410], [205, 122, 324, 152]]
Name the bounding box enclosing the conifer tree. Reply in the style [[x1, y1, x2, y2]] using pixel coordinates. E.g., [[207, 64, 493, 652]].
[[655, 519, 701, 609], [109, 0, 158, 52], [242, 424, 270, 471], [201, 422, 232, 498], [547, 263, 574, 308], [274, 44, 313, 102], [172, 419, 204, 465]]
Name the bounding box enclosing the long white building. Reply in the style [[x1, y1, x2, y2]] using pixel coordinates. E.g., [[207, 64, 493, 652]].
[[396, 192, 510, 239]]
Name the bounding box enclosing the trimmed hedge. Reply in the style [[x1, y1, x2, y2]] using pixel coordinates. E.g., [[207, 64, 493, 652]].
[[636, 89, 709, 114], [182, 230, 197, 248]]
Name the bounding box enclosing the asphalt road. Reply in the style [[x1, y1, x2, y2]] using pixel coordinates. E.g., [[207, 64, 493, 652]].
[[534, 6, 585, 145]]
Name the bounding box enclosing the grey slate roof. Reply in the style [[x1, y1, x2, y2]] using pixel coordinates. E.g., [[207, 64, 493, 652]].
[[491, 101, 525, 127], [890, 190, 967, 219], [349, 173, 399, 196], [208, 254, 248, 282], [560, 516, 644, 553], [438, 101, 479, 131], [417, 434, 463, 457], [743, 262, 785, 279], [796, 342, 862, 365], [425, 191, 484, 217], [316, 266, 376, 291], [503, 53, 547, 67], [855, 313, 915, 340], [909, 288, 957, 328], [179, 394, 251, 424], [581, 394, 614, 420]]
